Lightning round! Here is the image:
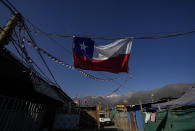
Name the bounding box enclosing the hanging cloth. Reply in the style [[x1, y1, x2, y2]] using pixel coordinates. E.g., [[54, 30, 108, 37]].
[[144, 112, 151, 123]]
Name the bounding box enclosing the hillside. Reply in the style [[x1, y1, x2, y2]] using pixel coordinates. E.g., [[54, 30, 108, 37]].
[[76, 83, 195, 109]]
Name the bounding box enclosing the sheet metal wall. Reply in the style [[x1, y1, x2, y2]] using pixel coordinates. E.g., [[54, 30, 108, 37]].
[[0, 95, 46, 131]]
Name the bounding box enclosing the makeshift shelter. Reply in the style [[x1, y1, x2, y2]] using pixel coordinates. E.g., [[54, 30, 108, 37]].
[[142, 87, 195, 131], [152, 87, 195, 109], [142, 108, 195, 131]]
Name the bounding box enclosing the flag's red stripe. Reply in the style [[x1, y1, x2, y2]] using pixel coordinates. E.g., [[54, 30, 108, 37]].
[[73, 53, 130, 73]]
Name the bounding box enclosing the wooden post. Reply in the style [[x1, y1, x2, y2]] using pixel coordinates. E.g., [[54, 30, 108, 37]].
[[139, 100, 143, 112], [130, 110, 136, 131], [96, 105, 100, 130], [0, 12, 21, 46], [158, 105, 161, 112]]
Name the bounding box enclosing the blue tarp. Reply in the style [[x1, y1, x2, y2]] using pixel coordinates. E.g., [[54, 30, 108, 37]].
[[128, 111, 144, 131], [152, 87, 195, 109]]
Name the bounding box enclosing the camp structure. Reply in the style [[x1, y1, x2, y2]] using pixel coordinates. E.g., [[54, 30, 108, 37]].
[[141, 87, 195, 131], [76, 84, 195, 131]]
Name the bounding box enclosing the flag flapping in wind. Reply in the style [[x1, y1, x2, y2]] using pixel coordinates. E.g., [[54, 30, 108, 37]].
[[73, 37, 132, 73]]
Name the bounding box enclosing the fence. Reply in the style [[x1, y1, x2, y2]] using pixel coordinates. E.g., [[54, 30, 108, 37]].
[[53, 107, 80, 130], [113, 112, 130, 131], [0, 95, 46, 131]]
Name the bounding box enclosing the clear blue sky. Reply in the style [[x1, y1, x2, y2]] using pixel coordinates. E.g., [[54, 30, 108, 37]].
[[0, 0, 195, 98]]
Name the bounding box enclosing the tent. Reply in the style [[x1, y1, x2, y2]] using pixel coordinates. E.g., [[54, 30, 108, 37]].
[[142, 87, 195, 131], [152, 87, 195, 109], [142, 108, 195, 131]]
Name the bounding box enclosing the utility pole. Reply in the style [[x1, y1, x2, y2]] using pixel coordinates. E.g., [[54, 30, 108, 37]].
[[0, 12, 21, 47]]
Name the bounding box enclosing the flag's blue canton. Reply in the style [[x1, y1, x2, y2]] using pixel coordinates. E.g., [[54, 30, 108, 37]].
[[73, 37, 94, 58]]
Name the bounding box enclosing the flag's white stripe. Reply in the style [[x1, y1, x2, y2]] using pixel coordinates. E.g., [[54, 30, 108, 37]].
[[92, 38, 132, 60]]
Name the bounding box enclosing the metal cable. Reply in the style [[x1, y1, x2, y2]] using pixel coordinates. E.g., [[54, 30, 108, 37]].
[[25, 19, 72, 55], [11, 34, 51, 82], [0, 0, 15, 14], [5, 0, 19, 13], [29, 28, 195, 40], [22, 22, 59, 86], [2, 0, 195, 41]]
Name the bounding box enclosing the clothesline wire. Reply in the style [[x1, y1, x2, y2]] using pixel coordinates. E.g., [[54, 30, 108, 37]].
[[29, 29, 195, 40], [99, 72, 132, 95], [28, 25, 195, 40], [1, 0, 195, 85], [1, 0, 195, 41], [12, 30, 52, 82], [22, 22, 60, 87], [5, 0, 19, 13], [134, 30, 195, 39], [24, 18, 74, 57], [25, 37, 130, 81], [25, 19, 132, 82], [106, 75, 130, 96], [24, 17, 195, 40], [2, 0, 195, 96], [1, 0, 125, 83], [0, 0, 15, 14], [1, 25, 54, 83], [0, 6, 128, 82]]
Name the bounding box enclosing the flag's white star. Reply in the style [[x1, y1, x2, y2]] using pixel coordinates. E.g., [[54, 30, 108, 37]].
[[80, 42, 87, 52]]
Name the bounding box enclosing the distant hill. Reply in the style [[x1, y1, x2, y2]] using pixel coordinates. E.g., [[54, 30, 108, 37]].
[[77, 83, 195, 109]]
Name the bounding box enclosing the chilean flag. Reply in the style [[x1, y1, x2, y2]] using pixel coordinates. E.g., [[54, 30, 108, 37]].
[[73, 37, 132, 73]]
